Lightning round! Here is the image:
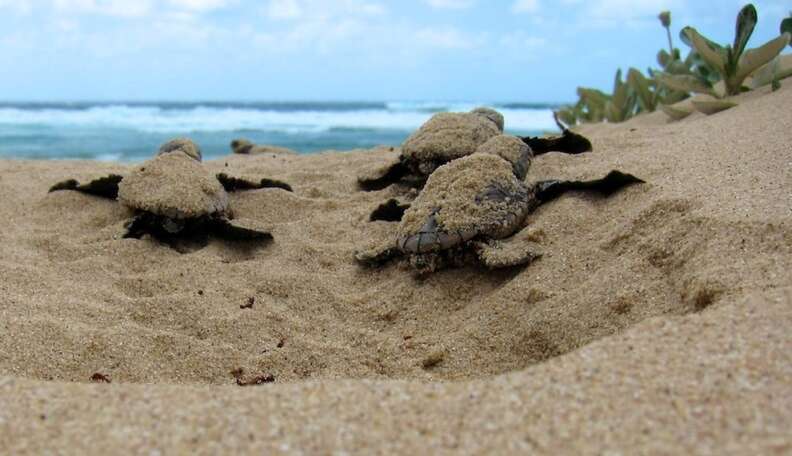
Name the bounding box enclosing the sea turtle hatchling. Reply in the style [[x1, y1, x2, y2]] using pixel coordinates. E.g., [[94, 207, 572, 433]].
[[231, 138, 298, 156], [357, 109, 593, 191], [355, 152, 643, 275], [49, 138, 292, 245]]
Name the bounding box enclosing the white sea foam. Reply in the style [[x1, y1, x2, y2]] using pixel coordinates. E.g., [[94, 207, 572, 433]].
[[0, 104, 557, 134]]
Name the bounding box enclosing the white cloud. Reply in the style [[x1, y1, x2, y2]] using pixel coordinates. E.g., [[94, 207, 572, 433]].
[[511, 0, 539, 13], [425, 0, 475, 9], [167, 0, 232, 12], [47, 0, 231, 18], [52, 0, 155, 18], [416, 26, 474, 49], [0, 0, 33, 13], [555, 0, 687, 24], [266, 0, 301, 19], [265, 0, 385, 21]]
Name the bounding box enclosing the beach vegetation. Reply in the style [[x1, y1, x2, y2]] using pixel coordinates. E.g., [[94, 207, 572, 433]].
[[659, 5, 790, 97], [558, 4, 792, 124]]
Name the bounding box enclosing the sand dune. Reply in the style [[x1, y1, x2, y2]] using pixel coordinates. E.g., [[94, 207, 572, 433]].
[[1, 84, 790, 453]]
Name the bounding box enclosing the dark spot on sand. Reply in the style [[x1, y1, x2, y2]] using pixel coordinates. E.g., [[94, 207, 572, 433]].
[[241, 296, 255, 309], [610, 298, 633, 315], [277, 338, 285, 348], [692, 287, 720, 311], [421, 351, 445, 369], [236, 374, 275, 386], [90, 373, 111, 383], [379, 308, 399, 323], [683, 280, 724, 312], [197, 290, 204, 296]]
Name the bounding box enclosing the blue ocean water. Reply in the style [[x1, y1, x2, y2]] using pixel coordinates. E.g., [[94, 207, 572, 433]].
[[0, 101, 560, 162]]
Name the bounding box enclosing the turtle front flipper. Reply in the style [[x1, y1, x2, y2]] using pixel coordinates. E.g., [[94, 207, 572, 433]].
[[534, 170, 644, 204], [476, 238, 543, 269], [216, 173, 293, 193], [49, 174, 123, 199], [123, 213, 170, 239], [357, 157, 410, 191], [210, 217, 273, 242], [369, 199, 411, 222]]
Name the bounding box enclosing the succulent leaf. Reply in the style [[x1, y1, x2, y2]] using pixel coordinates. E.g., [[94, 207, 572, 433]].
[[628, 68, 656, 112], [751, 54, 792, 88], [691, 98, 738, 115], [683, 27, 727, 75], [660, 103, 693, 120], [658, 49, 671, 67], [735, 33, 791, 84], [656, 73, 716, 97], [782, 17, 792, 47], [733, 4, 758, 59]]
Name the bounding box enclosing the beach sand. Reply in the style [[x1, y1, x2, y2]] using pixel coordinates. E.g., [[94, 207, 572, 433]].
[[1, 84, 790, 454]]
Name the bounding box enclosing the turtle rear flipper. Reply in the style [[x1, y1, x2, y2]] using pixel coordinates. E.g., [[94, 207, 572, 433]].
[[211, 217, 273, 242], [535, 170, 644, 204], [49, 174, 123, 199], [476, 238, 543, 269], [522, 130, 592, 156], [521, 112, 592, 156], [357, 157, 410, 191], [216, 173, 293, 193]]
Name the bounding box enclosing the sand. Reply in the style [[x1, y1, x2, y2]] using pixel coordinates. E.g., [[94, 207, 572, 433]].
[[1, 84, 791, 454]]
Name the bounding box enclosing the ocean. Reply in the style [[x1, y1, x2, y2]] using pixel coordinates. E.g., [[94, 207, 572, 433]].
[[0, 101, 560, 162]]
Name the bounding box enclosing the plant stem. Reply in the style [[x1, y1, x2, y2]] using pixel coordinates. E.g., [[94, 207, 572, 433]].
[[665, 26, 674, 55]]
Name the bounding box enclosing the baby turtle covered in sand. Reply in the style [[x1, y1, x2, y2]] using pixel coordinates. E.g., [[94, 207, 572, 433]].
[[356, 146, 642, 275], [231, 138, 298, 157], [358, 109, 593, 191], [49, 138, 292, 246]]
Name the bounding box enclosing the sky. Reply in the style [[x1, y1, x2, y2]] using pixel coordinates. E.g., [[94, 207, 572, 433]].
[[0, 0, 789, 102]]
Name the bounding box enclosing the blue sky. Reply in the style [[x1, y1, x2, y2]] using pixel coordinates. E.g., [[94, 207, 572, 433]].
[[0, 0, 789, 102]]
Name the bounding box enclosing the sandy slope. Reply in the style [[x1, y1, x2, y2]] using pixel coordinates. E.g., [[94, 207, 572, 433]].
[[0, 83, 790, 454]]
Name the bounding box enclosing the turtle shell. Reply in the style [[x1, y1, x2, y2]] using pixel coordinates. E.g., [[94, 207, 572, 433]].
[[118, 152, 229, 219], [401, 110, 501, 169], [158, 138, 202, 162], [396, 154, 531, 253], [470, 107, 505, 133], [475, 135, 533, 180]]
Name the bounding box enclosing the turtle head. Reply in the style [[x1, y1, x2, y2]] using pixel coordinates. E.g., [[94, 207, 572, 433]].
[[231, 138, 254, 154], [475, 135, 532, 180], [157, 138, 202, 162], [471, 107, 504, 132]]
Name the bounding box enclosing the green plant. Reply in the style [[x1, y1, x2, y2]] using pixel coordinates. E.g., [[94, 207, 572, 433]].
[[782, 13, 792, 46], [604, 69, 638, 122], [659, 11, 674, 54], [659, 4, 791, 98], [555, 4, 790, 125]]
